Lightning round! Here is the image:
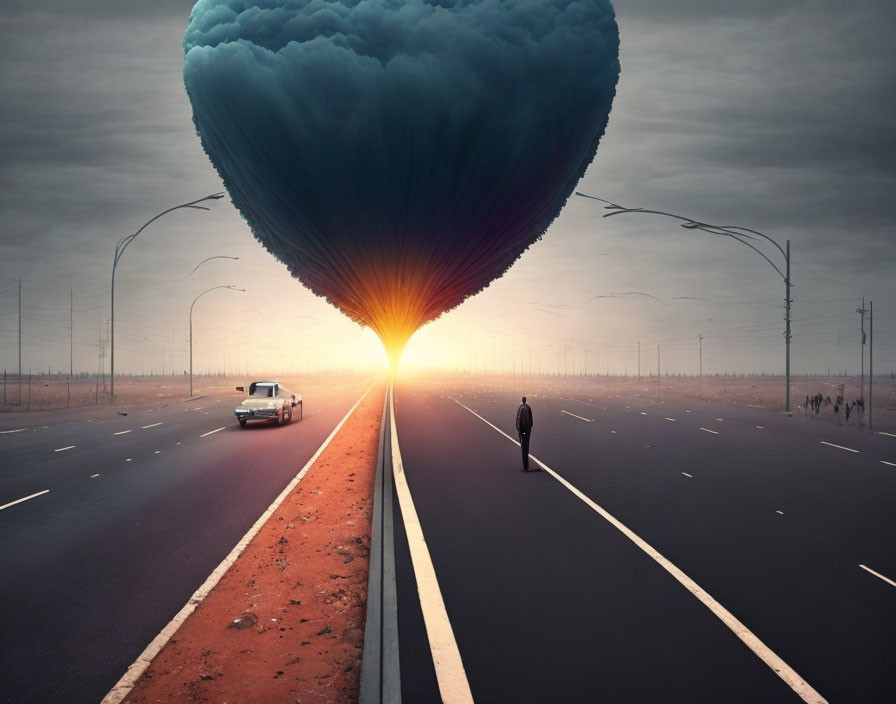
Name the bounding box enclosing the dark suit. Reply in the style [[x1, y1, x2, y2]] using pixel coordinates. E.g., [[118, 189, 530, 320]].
[[516, 403, 534, 470]]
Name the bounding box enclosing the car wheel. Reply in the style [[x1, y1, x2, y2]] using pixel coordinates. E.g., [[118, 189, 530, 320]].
[[239, 419, 247, 428], [298, 403, 303, 421], [285, 406, 293, 424], [277, 408, 285, 426]]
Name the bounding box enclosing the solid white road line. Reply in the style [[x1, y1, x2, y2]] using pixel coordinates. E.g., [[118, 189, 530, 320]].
[[102, 380, 379, 704], [0, 428, 27, 434], [820, 441, 858, 453], [876, 432, 896, 438], [881, 461, 896, 468], [113, 430, 132, 436], [142, 422, 162, 429], [561, 410, 592, 422], [665, 418, 676, 422], [699, 428, 719, 435], [454, 400, 827, 704], [859, 564, 896, 588], [0, 489, 50, 511], [396, 386, 473, 704], [54, 445, 75, 452], [200, 427, 225, 438], [681, 472, 693, 478]]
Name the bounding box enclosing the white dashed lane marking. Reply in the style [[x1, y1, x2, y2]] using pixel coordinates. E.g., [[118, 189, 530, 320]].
[[54, 445, 75, 452], [881, 461, 896, 468], [665, 418, 676, 422], [142, 422, 163, 429], [877, 432, 896, 438], [859, 564, 896, 588], [820, 441, 858, 453], [113, 430, 132, 436], [756, 426, 765, 429], [454, 400, 827, 704], [699, 428, 719, 435], [640, 412, 648, 416], [776, 510, 784, 515], [90, 473, 100, 479], [561, 410, 592, 422], [200, 427, 226, 438], [681, 472, 693, 478], [1, 489, 50, 511], [0, 428, 27, 434]]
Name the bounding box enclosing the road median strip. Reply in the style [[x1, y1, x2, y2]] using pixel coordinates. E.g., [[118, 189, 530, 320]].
[[104, 381, 382, 704]]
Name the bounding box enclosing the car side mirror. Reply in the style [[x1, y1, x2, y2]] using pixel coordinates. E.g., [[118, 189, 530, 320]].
[[235, 386, 244, 392]]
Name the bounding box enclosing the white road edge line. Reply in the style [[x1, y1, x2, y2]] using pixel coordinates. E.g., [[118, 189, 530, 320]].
[[200, 427, 225, 438], [881, 461, 896, 468], [699, 428, 719, 435], [394, 384, 473, 703], [54, 445, 75, 452], [142, 422, 163, 429], [561, 410, 592, 423], [859, 564, 896, 588], [820, 441, 859, 453], [113, 430, 132, 436], [101, 380, 378, 704], [453, 399, 827, 704], [0, 489, 50, 511]]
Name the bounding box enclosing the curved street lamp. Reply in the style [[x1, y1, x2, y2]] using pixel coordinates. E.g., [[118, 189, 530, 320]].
[[190, 285, 245, 397], [175, 255, 240, 281], [576, 191, 793, 412], [110, 192, 224, 402]]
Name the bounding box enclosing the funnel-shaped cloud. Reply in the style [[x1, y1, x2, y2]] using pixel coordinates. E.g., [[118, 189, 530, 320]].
[[184, 0, 619, 364]]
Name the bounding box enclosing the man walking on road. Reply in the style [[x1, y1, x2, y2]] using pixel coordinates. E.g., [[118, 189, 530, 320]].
[[516, 396, 534, 471]]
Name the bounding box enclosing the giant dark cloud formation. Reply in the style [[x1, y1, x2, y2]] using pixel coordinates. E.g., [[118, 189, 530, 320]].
[[183, 0, 619, 361]]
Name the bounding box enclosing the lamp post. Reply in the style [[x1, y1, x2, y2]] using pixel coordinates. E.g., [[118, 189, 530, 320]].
[[190, 285, 245, 397], [176, 255, 240, 280], [110, 193, 224, 403], [576, 192, 793, 412]]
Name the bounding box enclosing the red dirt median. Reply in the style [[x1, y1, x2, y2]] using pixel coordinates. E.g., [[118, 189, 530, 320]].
[[123, 382, 385, 704]]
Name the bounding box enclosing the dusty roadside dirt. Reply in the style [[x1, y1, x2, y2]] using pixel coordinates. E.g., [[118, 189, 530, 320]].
[[124, 382, 385, 704]]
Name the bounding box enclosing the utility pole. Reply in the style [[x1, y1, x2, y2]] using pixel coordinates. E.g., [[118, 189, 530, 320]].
[[67, 287, 74, 406], [869, 300, 873, 431], [698, 334, 703, 378], [637, 340, 641, 380], [857, 297, 867, 401], [785, 240, 792, 413], [18, 277, 22, 405]]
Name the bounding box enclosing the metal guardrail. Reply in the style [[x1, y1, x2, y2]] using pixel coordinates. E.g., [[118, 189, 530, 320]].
[[360, 390, 401, 703]]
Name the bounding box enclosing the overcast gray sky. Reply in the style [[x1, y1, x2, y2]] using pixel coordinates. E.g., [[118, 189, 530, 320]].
[[0, 0, 894, 379]]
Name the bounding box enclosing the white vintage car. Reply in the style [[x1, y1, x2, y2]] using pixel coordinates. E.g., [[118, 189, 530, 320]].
[[234, 381, 303, 428]]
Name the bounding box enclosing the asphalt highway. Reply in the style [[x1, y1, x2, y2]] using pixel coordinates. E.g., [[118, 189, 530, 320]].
[[0, 377, 375, 704], [392, 381, 896, 703]]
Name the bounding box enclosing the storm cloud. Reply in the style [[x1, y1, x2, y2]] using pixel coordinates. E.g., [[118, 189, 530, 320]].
[[183, 0, 619, 360]]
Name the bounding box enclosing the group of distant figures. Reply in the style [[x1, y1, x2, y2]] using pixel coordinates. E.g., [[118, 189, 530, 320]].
[[804, 390, 865, 427]]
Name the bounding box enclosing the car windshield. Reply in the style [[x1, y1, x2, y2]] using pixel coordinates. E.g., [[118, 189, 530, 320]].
[[248, 383, 276, 398]]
